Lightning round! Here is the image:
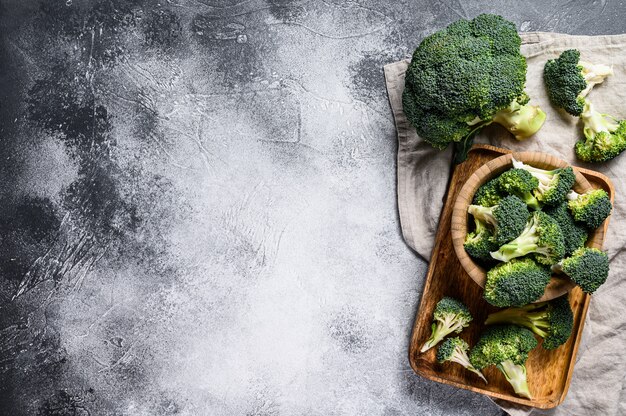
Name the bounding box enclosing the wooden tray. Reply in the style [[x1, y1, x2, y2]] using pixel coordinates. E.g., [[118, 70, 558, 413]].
[[408, 144, 614, 409]]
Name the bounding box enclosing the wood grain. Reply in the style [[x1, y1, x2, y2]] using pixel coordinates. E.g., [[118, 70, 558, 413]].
[[409, 144, 615, 408]]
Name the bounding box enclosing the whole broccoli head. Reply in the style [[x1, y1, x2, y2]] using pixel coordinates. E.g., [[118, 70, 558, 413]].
[[491, 211, 565, 265], [468, 195, 529, 246], [484, 257, 552, 307], [544, 49, 613, 116], [575, 101, 626, 163], [473, 177, 504, 207], [437, 337, 487, 383], [421, 297, 473, 353], [485, 295, 574, 350], [402, 14, 545, 156], [512, 159, 575, 206], [567, 188, 612, 229], [464, 217, 499, 262], [553, 247, 609, 294], [469, 325, 538, 398], [498, 168, 540, 210], [544, 201, 588, 256]]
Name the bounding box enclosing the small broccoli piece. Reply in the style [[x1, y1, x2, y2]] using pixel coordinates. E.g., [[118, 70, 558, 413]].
[[491, 211, 565, 265], [403, 14, 545, 158], [575, 101, 626, 163], [544, 202, 588, 256], [470, 325, 538, 398], [468, 195, 529, 246], [421, 297, 473, 353], [544, 49, 613, 116], [484, 257, 551, 307], [553, 247, 609, 294], [498, 168, 540, 210], [511, 158, 575, 206], [437, 337, 487, 383], [566, 188, 612, 229], [473, 177, 504, 207], [464, 217, 500, 262], [485, 296, 574, 350]]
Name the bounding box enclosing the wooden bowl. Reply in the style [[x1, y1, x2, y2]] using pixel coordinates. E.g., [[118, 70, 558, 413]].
[[451, 151, 603, 302]]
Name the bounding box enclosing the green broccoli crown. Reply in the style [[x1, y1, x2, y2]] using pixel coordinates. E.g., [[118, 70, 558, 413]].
[[464, 217, 499, 261], [473, 177, 504, 207], [485, 296, 574, 350], [544, 202, 588, 256], [484, 257, 552, 307], [512, 159, 575, 206], [498, 168, 540, 209], [491, 211, 565, 265], [421, 297, 473, 352], [436, 337, 469, 362], [567, 188, 612, 229], [468, 195, 529, 246], [575, 102, 626, 163], [557, 247, 609, 294], [402, 15, 545, 150], [469, 324, 537, 369], [544, 49, 587, 116]]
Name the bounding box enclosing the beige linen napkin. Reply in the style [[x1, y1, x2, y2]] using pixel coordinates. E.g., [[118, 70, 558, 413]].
[[386, 32, 626, 415]]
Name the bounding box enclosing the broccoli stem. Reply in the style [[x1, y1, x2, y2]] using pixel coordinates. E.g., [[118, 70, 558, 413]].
[[492, 100, 546, 141], [421, 315, 466, 353], [449, 345, 488, 383], [468, 205, 496, 228], [490, 221, 539, 262], [497, 360, 532, 399], [581, 102, 619, 138], [485, 308, 550, 338], [579, 61, 613, 97]]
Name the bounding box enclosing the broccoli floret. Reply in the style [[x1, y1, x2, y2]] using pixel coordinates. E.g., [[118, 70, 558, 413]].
[[464, 217, 500, 261], [421, 297, 473, 353], [437, 337, 487, 383], [403, 14, 545, 158], [491, 211, 565, 265], [544, 202, 588, 256], [553, 247, 609, 294], [511, 158, 575, 206], [485, 296, 574, 350], [484, 257, 551, 307], [544, 49, 613, 116], [498, 168, 540, 210], [566, 188, 612, 229], [469, 325, 537, 398], [575, 101, 626, 163], [473, 177, 504, 207], [468, 195, 529, 246]]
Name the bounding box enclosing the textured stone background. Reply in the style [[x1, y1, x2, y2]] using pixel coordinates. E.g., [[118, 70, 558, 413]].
[[0, 1, 624, 415]]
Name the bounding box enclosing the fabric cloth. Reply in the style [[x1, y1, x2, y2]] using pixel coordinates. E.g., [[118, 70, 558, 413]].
[[385, 32, 626, 416]]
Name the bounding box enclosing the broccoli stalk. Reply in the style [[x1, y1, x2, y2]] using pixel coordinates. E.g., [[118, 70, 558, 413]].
[[485, 296, 574, 350], [566, 188, 612, 229], [421, 297, 473, 353], [467, 195, 529, 246], [552, 247, 609, 294], [575, 101, 626, 163], [578, 60, 614, 97], [498, 360, 531, 399], [511, 158, 575, 206], [492, 97, 546, 141], [437, 337, 487, 383], [490, 211, 565, 265]]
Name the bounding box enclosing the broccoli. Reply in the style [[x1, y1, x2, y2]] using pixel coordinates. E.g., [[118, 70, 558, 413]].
[[567, 188, 612, 229], [469, 325, 538, 398], [511, 158, 575, 206], [498, 168, 541, 210], [483, 257, 552, 307], [485, 296, 574, 350], [464, 217, 499, 262], [437, 337, 487, 383], [467, 195, 529, 246], [544, 49, 613, 116], [575, 101, 626, 163], [491, 211, 565, 265], [544, 202, 588, 256], [552, 247, 609, 294], [421, 297, 473, 353], [402, 14, 545, 159], [473, 177, 504, 207]]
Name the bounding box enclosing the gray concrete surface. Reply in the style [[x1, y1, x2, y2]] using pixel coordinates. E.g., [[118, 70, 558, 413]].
[[0, 0, 624, 414]]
